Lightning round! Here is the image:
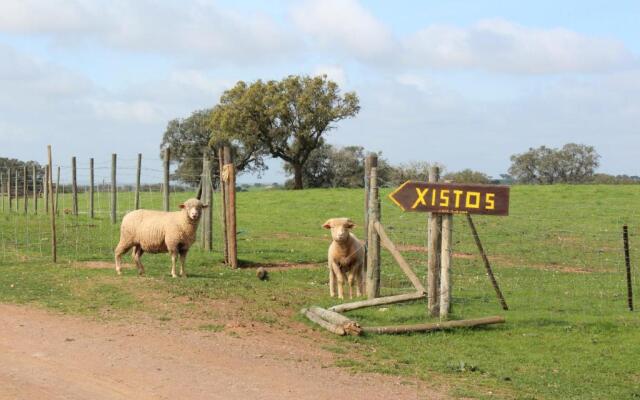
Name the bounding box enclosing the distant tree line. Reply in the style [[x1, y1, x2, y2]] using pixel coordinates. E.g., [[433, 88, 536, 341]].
[[0, 157, 44, 195]]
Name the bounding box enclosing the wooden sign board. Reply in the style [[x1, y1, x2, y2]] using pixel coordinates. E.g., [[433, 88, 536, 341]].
[[389, 181, 510, 216]]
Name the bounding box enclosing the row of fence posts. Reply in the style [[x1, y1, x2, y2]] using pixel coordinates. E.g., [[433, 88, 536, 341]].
[[1, 145, 238, 267]]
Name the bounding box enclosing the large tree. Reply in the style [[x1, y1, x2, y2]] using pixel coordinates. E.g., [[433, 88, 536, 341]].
[[210, 75, 360, 189], [161, 109, 267, 185], [509, 143, 600, 184]]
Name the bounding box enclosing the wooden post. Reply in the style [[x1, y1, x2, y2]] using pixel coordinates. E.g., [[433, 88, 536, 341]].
[[163, 147, 170, 211], [55, 166, 60, 215], [427, 166, 442, 317], [7, 169, 11, 212], [219, 147, 229, 264], [22, 165, 27, 214], [14, 169, 18, 212], [466, 214, 509, 310], [110, 153, 117, 224], [32, 165, 37, 214], [439, 214, 453, 318], [135, 153, 141, 210], [366, 166, 381, 298], [623, 225, 633, 311], [89, 158, 95, 218], [44, 165, 48, 214], [71, 156, 78, 216], [200, 154, 213, 251], [47, 146, 56, 263], [364, 153, 376, 284], [224, 146, 238, 268], [0, 172, 3, 213]]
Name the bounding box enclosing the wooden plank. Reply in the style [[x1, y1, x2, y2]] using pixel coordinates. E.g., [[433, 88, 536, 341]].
[[89, 158, 94, 218], [110, 154, 117, 224], [71, 156, 78, 216], [329, 292, 425, 313], [374, 221, 426, 294], [47, 146, 56, 263], [134, 153, 141, 210], [361, 316, 505, 334], [163, 148, 170, 211]]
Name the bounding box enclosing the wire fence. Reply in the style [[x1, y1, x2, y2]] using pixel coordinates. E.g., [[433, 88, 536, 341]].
[[0, 153, 638, 315]]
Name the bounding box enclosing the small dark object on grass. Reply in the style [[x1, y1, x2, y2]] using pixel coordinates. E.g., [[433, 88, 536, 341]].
[[256, 267, 268, 280]]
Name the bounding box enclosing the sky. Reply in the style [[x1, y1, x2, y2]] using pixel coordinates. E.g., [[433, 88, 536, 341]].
[[0, 0, 638, 184]]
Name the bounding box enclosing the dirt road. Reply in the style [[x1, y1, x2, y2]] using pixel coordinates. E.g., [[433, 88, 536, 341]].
[[0, 304, 446, 400]]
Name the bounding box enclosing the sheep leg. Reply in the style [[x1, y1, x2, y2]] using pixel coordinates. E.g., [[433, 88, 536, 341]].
[[179, 252, 187, 278], [347, 271, 356, 299], [114, 241, 133, 276], [328, 260, 336, 297], [133, 246, 145, 276], [331, 263, 345, 299], [356, 264, 365, 297], [170, 251, 178, 278]]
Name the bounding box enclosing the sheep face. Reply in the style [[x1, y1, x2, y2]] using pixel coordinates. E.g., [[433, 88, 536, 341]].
[[179, 198, 208, 222], [322, 218, 356, 243]]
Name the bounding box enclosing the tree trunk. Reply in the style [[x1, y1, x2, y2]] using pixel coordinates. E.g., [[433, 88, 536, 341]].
[[293, 163, 304, 190]]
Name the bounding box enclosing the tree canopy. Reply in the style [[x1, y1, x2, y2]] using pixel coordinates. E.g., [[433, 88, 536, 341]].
[[160, 109, 267, 185], [209, 75, 360, 189], [508, 143, 600, 184]]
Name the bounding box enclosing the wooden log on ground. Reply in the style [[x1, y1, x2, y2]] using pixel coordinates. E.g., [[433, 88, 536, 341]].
[[308, 306, 362, 336], [362, 316, 505, 335], [301, 308, 345, 336], [329, 291, 425, 313], [374, 221, 426, 294]]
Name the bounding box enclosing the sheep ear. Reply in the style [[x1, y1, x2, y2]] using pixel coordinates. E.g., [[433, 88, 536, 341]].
[[179, 204, 185, 209], [322, 219, 332, 229]]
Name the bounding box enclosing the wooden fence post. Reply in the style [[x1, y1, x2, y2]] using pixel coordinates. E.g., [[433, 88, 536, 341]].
[[0, 172, 3, 213], [110, 153, 117, 224], [55, 166, 60, 215], [163, 147, 170, 211], [366, 165, 381, 298], [439, 214, 453, 318], [47, 146, 57, 263], [623, 225, 633, 311], [364, 153, 376, 278], [89, 158, 94, 218], [219, 147, 229, 264], [44, 165, 48, 214], [135, 153, 142, 210], [201, 154, 213, 251], [224, 146, 238, 268], [7, 169, 11, 212], [32, 165, 37, 214], [22, 166, 28, 214], [427, 166, 442, 317], [71, 156, 78, 216]]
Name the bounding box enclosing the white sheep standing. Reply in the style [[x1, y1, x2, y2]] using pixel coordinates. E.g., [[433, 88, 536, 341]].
[[114, 198, 208, 277], [323, 218, 365, 299]]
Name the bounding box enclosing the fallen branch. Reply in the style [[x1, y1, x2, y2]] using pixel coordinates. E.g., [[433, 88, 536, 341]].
[[362, 316, 505, 335], [301, 308, 345, 336], [329, 292, 425, 313], [309, 306, 362, 336]]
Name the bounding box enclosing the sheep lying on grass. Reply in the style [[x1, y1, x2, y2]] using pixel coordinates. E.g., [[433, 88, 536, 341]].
[[323, 218, 365, 299], [114, 198, 208, 278]]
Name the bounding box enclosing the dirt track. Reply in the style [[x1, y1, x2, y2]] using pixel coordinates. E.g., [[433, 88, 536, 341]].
[[0, 304, 446, 400]]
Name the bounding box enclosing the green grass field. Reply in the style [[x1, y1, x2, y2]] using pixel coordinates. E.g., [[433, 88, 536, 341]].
[[0, 185, 639, 399]]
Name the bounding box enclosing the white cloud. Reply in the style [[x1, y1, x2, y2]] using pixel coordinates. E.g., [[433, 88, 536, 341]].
[[0, 0, 300, 65], [403, 19, 636, 74], [291, 0, 395, 60]]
